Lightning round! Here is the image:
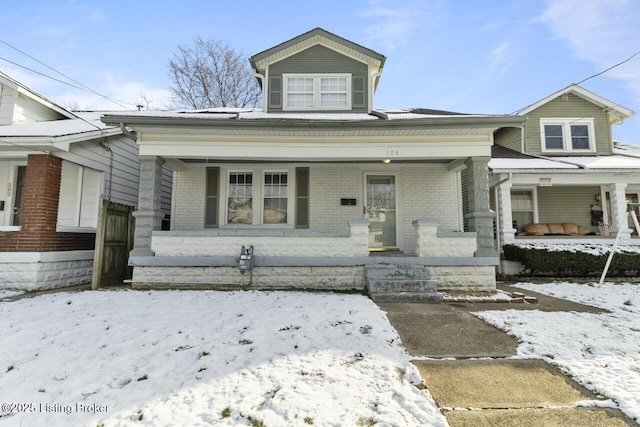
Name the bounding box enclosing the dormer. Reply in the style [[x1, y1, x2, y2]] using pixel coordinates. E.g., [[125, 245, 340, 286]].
[[514, 85, 634, 156], [249, 28, 386, 114]]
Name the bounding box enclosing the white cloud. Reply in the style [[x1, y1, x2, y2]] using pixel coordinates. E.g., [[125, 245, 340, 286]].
[[540, 0, 640, 88], [488, 41, 514, 77], [359, 0, 446, 50]]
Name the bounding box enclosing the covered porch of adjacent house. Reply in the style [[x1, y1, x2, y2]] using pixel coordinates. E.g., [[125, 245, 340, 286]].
[[492, 171, 640, 274]]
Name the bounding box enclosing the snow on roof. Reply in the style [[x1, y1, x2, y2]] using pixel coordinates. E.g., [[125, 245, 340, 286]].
[[489, 158, 578, 170], [0, 113, 117, 138], [490, 153, 640, 171], [558, 155, 640, 169], [101, 107, 506, 123], [614, 141, 640, 158]]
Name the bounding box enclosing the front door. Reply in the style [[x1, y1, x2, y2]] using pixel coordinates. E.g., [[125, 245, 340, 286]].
[[12, 166, 26, 227], [365, 175, 397, 251]]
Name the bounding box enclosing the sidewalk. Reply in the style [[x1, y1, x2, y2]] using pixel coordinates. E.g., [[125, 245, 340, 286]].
[[378, 285, 636, 426]]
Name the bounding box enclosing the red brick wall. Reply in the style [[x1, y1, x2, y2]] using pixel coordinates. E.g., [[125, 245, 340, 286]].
[[0, 154, 95, 252]]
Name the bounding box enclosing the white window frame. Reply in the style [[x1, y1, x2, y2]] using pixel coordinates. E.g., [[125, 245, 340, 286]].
[[282, 74, 351, 111], [56, 162, 103, 232], [510, 187, 538, 231], [540, 118, 596, 153], [222, 167, 294, 227]]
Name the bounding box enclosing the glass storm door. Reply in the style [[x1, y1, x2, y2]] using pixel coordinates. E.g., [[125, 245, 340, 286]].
[[365, 175, 397, 250]]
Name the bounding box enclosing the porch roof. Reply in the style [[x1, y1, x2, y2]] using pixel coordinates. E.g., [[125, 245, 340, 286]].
[[489, 154, 640, 172], [102, 109, 525, 162], [0, 112, 122, 152]]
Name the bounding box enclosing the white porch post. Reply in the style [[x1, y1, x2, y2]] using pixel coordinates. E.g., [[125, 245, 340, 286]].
[[497, 178, 516, 245], [608, 182, 631, 240], [131, 156, 166, 257]]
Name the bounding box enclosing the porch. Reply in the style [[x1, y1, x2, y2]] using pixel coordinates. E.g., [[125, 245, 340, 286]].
[[129, 218, 497, 292]]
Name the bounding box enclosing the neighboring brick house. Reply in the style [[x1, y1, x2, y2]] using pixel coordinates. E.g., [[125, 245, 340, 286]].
[[102, 28, 525, 295], [0, 73, 171, 290]]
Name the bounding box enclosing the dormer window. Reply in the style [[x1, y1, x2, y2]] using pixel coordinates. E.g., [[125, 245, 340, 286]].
[[283, 74, 351, 110], [540, 118, 595, 153]]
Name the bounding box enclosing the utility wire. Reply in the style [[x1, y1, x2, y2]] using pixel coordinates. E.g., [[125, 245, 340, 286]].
[[0, 39, 136, 110], [576, 50, 640, 85]]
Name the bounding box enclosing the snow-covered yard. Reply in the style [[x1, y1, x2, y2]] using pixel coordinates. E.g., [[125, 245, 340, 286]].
[[0, 290, 447, 427], [478, 282, 640, 424]]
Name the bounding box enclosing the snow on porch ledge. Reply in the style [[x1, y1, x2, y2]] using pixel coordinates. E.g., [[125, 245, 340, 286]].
[[150, 219, 371, 258]]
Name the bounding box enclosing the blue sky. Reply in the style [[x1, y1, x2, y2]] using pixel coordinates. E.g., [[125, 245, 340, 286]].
[[2, 0, 639, 143]]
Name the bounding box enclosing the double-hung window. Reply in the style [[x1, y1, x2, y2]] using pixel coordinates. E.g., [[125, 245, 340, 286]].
[[223, 169, 293, 226], [57, 161, 102, 229], [263, 172, 288, 224], [283, 74, 351, 110], [540, 118, 595, 152], [227, 172, 253, 224]]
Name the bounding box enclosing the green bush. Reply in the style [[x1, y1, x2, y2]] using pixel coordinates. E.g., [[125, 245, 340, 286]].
[[503, 245, 640, 277]]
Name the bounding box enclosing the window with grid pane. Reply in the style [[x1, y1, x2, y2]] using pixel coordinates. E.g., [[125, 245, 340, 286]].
[[286, 77, 314, 108], [283, 74, 351, 110], [228, 172, 253, 224], [263, 172, 288, 224], [320, 77, 348, 108], [540, 118, 594, 152]]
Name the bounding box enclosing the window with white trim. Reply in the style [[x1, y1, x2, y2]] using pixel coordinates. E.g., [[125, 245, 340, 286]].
[[263, 172, 288, 224], [224, 168, 293, 226], [540, 118, 595, 152], [283, 74, 351, 110], [511, 189, 536, 233], [227, 172, 253, 224], [57, 161, 102, 229]]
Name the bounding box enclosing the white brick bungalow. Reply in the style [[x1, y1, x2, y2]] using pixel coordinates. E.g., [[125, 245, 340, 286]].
[[102, 28, 525, 294]]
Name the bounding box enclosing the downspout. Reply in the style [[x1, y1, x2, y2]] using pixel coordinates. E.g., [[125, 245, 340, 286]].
[[254, 72, 265, 111], [490, 172, 512, 275], [120, 123, 137, 142], [370, 72, 381, 114]]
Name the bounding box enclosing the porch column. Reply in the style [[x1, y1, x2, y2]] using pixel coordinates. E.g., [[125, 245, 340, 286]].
[[464, 156, 497, 257], [131, 156, 165, 257], [497, 177, 516, 245], [608, 183, 631, 239]]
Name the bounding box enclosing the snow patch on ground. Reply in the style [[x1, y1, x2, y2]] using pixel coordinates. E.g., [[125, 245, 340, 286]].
[[476, 282, 640, 424], [0, 290, 447, 426]]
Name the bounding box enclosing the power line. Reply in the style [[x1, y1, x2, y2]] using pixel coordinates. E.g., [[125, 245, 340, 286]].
[[576, 50, 640, 85], [0, 39, 136, 110]]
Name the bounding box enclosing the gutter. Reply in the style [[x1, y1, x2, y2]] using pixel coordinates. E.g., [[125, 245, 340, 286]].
[[102, 113, 527, 130]]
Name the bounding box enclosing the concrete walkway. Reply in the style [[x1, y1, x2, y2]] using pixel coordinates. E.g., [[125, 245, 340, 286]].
[[378, 284, 636, 426]]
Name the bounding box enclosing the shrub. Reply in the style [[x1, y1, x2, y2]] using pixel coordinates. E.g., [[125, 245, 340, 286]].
[[503, 244, 640, 277]]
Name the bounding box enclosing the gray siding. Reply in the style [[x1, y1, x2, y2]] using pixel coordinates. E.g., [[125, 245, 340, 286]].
[[268, 45, 369, 113], [58, 136, 171, 215], [494, 126, 521, 151], [537, 185, 599, 231], [524, 94, 612, 155]]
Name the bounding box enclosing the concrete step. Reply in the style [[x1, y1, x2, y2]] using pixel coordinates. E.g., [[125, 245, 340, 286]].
[[365, 264, 442, 303]]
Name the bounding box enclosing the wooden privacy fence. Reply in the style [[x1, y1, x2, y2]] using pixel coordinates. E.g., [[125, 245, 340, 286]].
[[92, 199, 135, 288]]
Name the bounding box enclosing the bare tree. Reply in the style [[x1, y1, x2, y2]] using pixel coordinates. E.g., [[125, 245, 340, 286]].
[[167, 37, 261, 109]]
